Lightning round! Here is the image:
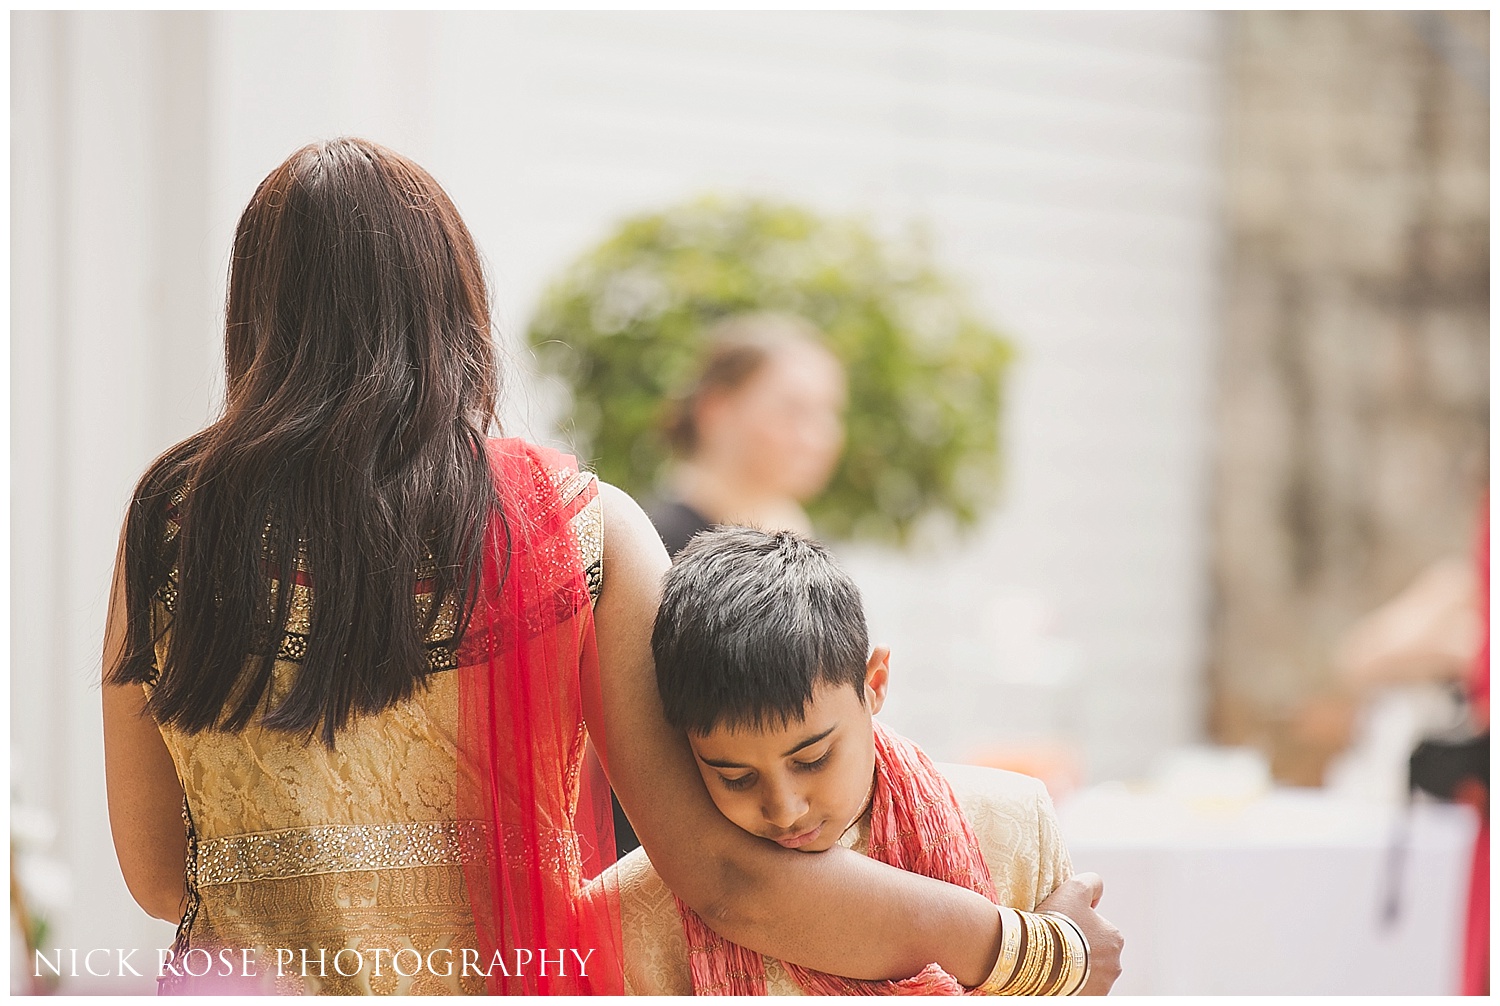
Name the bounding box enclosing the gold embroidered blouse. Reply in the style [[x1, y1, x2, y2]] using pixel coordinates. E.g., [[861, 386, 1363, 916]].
[[146, 473, 603, 995]]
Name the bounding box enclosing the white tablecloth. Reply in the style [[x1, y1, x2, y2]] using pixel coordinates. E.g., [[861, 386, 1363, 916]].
[[1057, 785, 1480, 995]]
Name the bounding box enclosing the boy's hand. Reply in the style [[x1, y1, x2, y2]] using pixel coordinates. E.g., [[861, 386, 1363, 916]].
[[1035, 873, 1123, 995]]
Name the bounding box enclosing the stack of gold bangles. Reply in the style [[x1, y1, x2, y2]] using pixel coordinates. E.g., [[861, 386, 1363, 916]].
[[975, 905, 1091, 995]]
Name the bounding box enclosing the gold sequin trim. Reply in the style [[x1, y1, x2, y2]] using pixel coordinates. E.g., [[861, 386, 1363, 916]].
[[584, 561, 603, 607], [194, 821, 584, 888], [571, 491, 604, 605], [266, 577, 313, 634], [571, 492, 603, 567], [415, 588, 462, 644], [195, 822, 477, 887], [531, 463, 591, 524], [551, 468, 592, 505]]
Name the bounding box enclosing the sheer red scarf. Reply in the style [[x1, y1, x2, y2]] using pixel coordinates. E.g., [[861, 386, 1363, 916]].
[[455, 439, 624, 994], [677, 720, 997, 995]]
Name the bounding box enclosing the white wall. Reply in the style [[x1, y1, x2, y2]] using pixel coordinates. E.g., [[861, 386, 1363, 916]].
[[12, 11, 1222, 985]]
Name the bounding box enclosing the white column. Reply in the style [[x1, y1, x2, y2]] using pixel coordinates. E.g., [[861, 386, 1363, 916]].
[[12, 11, 217, 987]]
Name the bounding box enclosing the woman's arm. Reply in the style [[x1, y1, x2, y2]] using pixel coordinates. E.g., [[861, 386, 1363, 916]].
[[101, 519, 189, 924], [588, 483, 1003, 985]]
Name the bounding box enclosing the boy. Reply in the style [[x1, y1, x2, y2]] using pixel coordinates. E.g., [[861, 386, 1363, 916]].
[[599, 527, 1086, 995]]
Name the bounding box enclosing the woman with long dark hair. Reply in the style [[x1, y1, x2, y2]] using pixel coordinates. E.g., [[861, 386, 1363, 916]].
[[102, 137, 1119, 995]]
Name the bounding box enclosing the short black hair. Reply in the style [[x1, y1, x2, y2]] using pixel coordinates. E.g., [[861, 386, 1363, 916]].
[[652, 526, 870, 735]]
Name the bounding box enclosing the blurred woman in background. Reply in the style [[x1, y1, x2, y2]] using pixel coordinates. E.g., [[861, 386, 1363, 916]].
[[649, 313, 847, 556]]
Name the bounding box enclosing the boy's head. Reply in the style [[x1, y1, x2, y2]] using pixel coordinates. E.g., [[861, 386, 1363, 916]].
[[652, 527, 889, 852]]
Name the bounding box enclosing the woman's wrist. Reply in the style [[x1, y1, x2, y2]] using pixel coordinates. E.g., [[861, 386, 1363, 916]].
[[973, 905, 1024, 992], [936, 886, 1005, 988], [971, 905, 1091, 996]]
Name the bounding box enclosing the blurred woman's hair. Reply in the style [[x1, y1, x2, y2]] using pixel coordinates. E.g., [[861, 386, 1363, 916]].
[[108, 137, 501, 745], [664, 312, 828, 456]]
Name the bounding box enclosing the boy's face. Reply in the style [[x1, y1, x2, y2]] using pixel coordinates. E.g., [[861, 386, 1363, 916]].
[[688, 648, 890, 853]]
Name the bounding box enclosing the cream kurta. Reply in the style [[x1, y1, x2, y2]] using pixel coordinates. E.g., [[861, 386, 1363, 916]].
[[605, 761, 1072, 995]]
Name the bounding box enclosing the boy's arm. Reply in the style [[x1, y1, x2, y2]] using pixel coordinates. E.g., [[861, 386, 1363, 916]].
[[939, 763, 1065, 909], [589, 483, 1004, 985], [595, 849, 694, 995], [1034, 780, 1074, 904], [941, 762, 1124, 995]]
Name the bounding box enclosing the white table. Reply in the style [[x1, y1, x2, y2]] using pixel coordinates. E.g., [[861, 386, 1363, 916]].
[[1057, 785, 1480, 995]]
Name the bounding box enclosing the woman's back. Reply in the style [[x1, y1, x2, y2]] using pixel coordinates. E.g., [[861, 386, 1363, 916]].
[[159, 671, 478, 993], [148, 440, 603, 994], [99, 139, 627, 994]]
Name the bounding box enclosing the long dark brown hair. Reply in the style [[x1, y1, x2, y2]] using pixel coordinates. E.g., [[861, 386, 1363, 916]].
[[108, 137, 501, 745]]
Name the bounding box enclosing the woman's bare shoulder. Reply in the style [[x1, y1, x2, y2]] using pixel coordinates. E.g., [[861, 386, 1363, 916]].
[[597, 482, 670, 576]]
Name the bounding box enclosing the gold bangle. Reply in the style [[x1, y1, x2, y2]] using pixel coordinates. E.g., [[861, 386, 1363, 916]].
[[1060, 918, 1083, 996], [1007, 911, 1053, 995], [1034, 913, 1067, 997], [976, 905, 1023, 994], [1058, 911, 1092, 996], [998, 912, 1038, 995], [1038, 913, 1071, 996], [999, 905, 1023, 988], [1042, 911, 1090, 996]]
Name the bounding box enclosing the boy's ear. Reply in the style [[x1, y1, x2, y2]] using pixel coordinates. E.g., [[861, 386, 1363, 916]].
[[865, 647, 891, 715]]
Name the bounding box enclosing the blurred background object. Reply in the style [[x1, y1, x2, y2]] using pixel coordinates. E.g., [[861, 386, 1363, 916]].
[[1208, 9, 1489, 788], [1337, 557, 1481, 689], [11, 10, 1486, 995], [527, 198, 1013, 546], [1059, 778, 1477, 994], [10, 798, 66, 995]]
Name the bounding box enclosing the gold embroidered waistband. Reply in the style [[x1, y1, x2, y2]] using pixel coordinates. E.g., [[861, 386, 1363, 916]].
[[194, 820, 584, 888], [195, 821, 479, 887]]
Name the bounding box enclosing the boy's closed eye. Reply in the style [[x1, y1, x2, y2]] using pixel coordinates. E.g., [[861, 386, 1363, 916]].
[[714, 746, 835, 791], [794, 749, 834, 772]]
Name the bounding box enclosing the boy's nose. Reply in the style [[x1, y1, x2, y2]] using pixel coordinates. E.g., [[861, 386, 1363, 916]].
[[762, 786, 808, 831]]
